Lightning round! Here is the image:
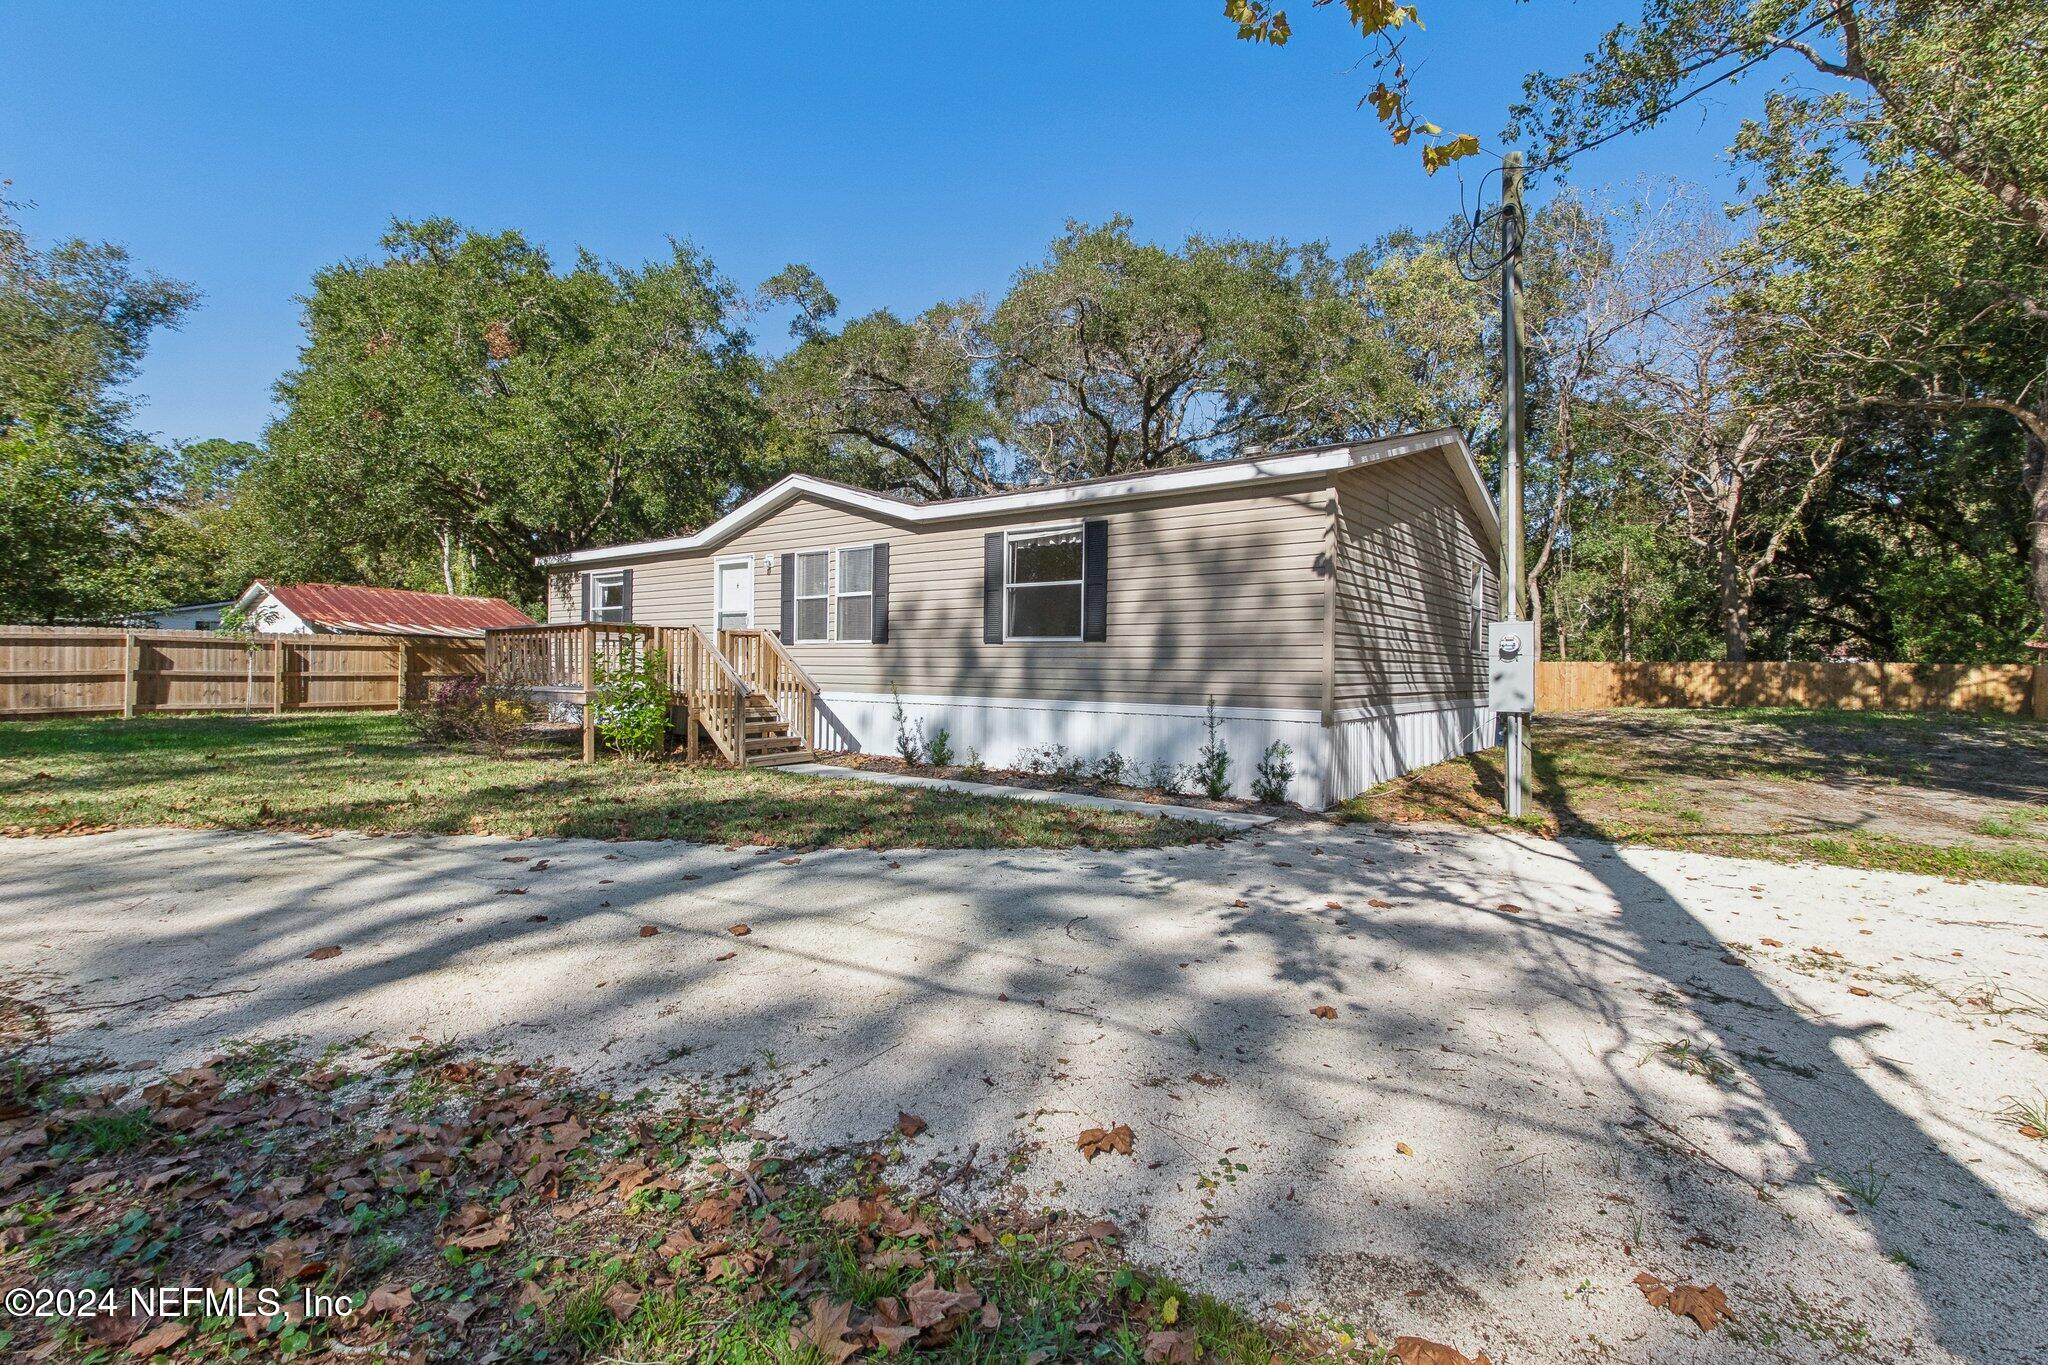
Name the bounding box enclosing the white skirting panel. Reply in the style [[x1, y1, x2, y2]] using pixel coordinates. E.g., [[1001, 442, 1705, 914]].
[[807, 691, 1330, 807], [802, 690, 1496, 810], [1323, 698, 1493, 809]]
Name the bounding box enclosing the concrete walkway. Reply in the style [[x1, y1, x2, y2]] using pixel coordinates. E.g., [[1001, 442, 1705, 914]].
[[1, 824, 2042, 1363], [778, 761, 1276, 829]]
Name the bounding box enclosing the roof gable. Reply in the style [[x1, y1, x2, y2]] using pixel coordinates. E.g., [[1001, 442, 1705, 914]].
[[543, 429, 1498, 568]]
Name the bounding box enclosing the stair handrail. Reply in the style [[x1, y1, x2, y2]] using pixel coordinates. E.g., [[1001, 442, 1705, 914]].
[[743, 628, 817, 755], [678, 625, 749, 764]]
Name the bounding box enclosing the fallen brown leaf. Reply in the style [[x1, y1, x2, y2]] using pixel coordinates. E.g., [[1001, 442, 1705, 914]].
[[1495, 903, 1523, 915], [1634, 1272, 1728, 1331], [1310, 1005, 1338, 1020], [1395, 1141, 1414, 1156], [365, 1284, 414, 1316], [1143, 1327, 1197, 1363], [638, 925, 659, 937], [1848, 986, 1872, 997], [304, 946, 342, 961], [897, 1111, 927, 1139], [1393, 1337, 1494, 1365], [1077, 1123, 1135, 1161], [714, 950, 737, 961], [728, 923, 751, 936], [127, 1322, 191, 1358], [792, 1294, 861, 1364]]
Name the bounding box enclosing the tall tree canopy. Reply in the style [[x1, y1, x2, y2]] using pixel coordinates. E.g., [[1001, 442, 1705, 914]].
[[253, 219, 771, 604], [0, 202, 196, 622], [1516, 0, 2048, 638]]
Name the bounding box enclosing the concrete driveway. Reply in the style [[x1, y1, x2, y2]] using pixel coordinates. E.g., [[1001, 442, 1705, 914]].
[[1, 823, 2042, 1363]]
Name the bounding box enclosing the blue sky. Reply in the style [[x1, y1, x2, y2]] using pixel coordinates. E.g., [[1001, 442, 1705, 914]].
[[5, 2, 1759, 447]]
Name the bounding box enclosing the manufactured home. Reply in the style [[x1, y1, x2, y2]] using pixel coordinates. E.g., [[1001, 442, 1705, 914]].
[[539, 428, 1500, 808]]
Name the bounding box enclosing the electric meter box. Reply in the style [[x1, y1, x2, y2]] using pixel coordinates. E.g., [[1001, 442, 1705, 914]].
[[1488, 620, 1538, 716]]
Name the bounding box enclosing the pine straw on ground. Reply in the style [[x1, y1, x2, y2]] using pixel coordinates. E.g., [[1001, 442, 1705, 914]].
[[0, 996, 1462, 1364]]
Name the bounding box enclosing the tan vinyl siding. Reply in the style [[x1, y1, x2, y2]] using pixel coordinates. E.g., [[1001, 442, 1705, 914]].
[[1331, 453, 1498, 709], [553, 482, 1334, 710]]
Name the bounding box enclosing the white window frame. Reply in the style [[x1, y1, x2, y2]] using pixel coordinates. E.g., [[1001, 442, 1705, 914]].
[[834, 545, 875, 645], [590, 570, 629, 623], [790, 548, 831, 643], [1004, 523, 1085, 643], [713, 556, 754, 633]]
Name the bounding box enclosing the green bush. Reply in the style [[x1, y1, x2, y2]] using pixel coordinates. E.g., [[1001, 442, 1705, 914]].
[[1250, 741, 1295, 804], [1192, 699, 1231, 800], [925, 726, 954, 766], [594, 646, 671, 761]]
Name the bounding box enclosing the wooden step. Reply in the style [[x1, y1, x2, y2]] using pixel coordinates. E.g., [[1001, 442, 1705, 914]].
[[745, 735, 804, 754], [745, 748, 817, 767]]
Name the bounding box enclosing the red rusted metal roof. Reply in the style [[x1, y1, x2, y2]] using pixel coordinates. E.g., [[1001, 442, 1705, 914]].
[[258, 582, 535, 637]]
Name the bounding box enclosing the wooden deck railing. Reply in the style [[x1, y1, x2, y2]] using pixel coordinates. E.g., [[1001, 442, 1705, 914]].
[[662, 626, 748, 764], [485, 621, 819, 764], [484, 622, 653, 760], [719, 627, 818, 753]]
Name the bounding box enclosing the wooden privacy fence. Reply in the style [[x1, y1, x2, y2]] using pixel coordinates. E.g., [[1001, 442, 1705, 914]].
[[1536, 660, 2048, 718], [0, 626, 485, 720]]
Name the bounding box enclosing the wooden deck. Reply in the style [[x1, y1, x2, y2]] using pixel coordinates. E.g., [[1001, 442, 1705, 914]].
[[484, 622, 819, 765]]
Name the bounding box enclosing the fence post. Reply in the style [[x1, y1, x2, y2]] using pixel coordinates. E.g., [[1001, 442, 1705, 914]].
[[122, 632, 138, 719], [581, 624, 597, 763], [2035, 662, 2048, 722], [395, 640, 409, 712], [271, 639, 284, 715]]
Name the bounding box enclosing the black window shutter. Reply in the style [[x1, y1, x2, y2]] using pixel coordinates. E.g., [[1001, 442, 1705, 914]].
[[780, 553, 796, 638], [983, 533, 1005, 643], [619, 569, 633, 622], [871, 542, 890, 644], [579, 571, 593, 622], [1082, 519, 1108, 642]]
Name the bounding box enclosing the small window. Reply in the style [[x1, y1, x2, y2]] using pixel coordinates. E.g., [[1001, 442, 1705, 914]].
[[592, 571, 628, 623], [793, 551, 829, 642], [836, 546, 874, 642], [1007, 527, 1084, 640]]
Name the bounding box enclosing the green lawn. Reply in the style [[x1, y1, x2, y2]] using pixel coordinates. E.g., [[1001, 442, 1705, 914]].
[[0, 713, 1216, 849], [1340, 707, 2048, 885]]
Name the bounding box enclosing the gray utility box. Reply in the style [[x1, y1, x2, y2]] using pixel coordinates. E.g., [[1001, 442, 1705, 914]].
[[1488, 620, 1539, 715]]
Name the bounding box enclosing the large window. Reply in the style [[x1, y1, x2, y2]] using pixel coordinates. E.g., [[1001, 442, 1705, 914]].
[[1006, 527, 1084, 640], [836, 546, 874, 642], [591, 571, 628, 623], [793, 551, 830, 642]]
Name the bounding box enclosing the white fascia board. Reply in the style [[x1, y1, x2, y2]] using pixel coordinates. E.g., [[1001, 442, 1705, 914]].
[[539, 428, 1498, 568]]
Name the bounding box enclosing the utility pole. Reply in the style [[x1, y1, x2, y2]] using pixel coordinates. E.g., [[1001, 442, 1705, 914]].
[[1499, 152, 1532, 818]]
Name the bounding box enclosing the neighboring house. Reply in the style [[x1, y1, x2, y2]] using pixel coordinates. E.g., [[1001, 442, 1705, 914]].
[[233, 582, 535, 637], [540, 428, 1500, 808], [135, 599, 235, 631]]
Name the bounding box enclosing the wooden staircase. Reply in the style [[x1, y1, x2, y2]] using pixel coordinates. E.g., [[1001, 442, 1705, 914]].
[[666, 625, 819, 768], [740, 689, 810, 765]]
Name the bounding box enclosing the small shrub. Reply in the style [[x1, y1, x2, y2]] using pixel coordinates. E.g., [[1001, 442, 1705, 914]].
[[593, 645, 671, 761], [1142, 758, 1189, 794], [1192, 699, 1232, 800], [407, 675, 530, 755], [961, 748, 987, 779], [1250, 741, 1295, 804], [1017, 743, 1084, 782], [891, 687, 926, 764], [1092, 751, 1131, 786], [925, 726, 955, 767]]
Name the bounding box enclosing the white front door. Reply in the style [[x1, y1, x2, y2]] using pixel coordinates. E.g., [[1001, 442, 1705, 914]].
[[715, 559, 754, 632]]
